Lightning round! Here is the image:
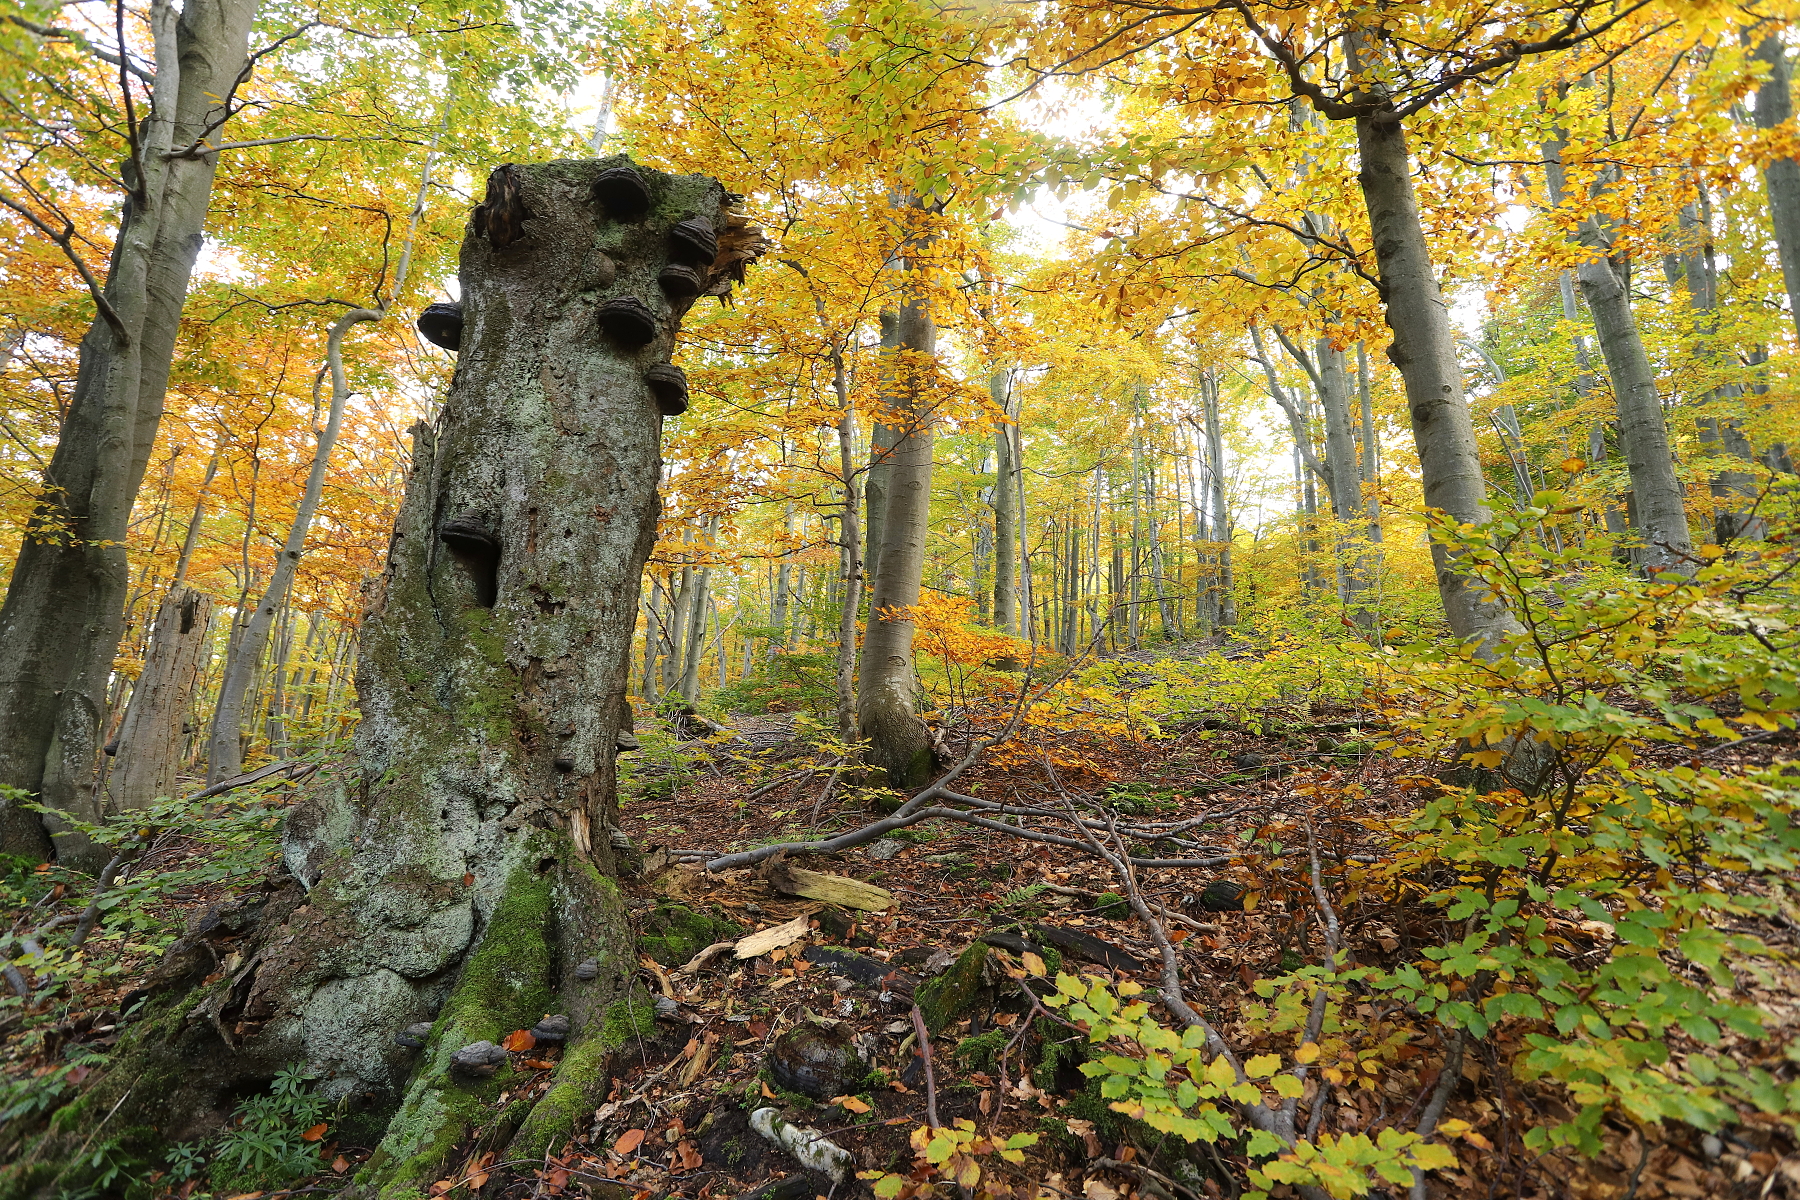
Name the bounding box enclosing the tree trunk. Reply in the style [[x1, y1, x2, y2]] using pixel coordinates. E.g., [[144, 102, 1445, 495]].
[[1753, 33, 1800, 337], [106, 587, 213, 811], [1354, 113, 1517, 648], [1574, 249, 1692, 572], [1200, 368, 1237, 627], [864, 310, 902, 597], [207, 307, 380, 782], [990, 370, 1018, 637], [4, 157, 750, 1197], [0, 0, 263, 865], [831, 348, 864, 739], [856, 242, 936, 789]]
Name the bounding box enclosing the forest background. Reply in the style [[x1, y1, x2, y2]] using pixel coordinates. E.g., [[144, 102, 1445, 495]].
[[4, 0, 1800, 1196]]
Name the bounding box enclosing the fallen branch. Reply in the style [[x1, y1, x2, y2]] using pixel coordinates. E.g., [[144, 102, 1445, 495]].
[[909, 1003, 942, 1130]]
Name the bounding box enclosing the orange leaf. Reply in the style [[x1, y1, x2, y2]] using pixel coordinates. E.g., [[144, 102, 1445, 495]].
[[302, 1123, 328, 1142], [676, 1140, 702, 1169], [469, 1174, 489, 1190], [501, 1029, 537, 1052], [613, 1128, 646, 1156], [833, 1095, 871, 1113], [331, 1157, 349, 1174], [761, 1080, 779, 1099], [523, 1058, 558, 1070], [1169, 928, 1191, 943], [463, 873, 474, 887]]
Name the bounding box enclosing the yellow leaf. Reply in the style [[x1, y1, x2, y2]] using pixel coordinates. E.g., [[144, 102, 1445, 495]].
[[1294, 1042, 1320, 1064], [835, 1095, 872, 1113], [1245, 1054, 1280, 1079], [1022, 951, 1046, 977]]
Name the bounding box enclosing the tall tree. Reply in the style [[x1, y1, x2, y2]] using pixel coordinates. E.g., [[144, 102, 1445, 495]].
[[0, 0, 261, 862]]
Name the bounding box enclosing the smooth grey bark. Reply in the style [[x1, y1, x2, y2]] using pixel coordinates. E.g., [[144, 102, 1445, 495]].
[[831, 352, 864, 739], [990, 370, 1019, 637], [106, 587, 213, 811], [5, 157, 753, 1197], [1356, 343, 1383, 543], [678, 521, 714, 706], [1354, 114, 1519, 648], [206, 307, 380, 782], [1573, 248, 1692, 572], [771, 500, 796, 653], [0, 0, 262, 864], [1199, 368, 1237, 627], [864, 310, 902, 596], [857, 237, 937, 790], [172, 447, 221, 585], [1754, 34, 1800, 334], [1668, 201, 1764, 542]]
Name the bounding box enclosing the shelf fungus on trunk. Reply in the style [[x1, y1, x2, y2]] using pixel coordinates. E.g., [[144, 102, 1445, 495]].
[[669, 216, 720, 265], [593, 163, 652, 222], [659, 262, 705, 304], [596, 295, 659, 346], [416, 301, 464, 351], [2, 156, 763, 1200], [439, 511, 502, 607], [645, 362, 690, 416]]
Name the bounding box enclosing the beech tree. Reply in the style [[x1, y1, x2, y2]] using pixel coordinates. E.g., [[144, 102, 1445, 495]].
[[0, 0, 262, 865]]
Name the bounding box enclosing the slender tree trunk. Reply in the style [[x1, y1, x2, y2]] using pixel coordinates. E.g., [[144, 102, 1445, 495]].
[[106, 586, 213, 811], [771, 501, 795, 653], [1669, 198, 1764, 542], [864, 310, 902, 598], [6, 158, 752, 1194], [1354, 113, 1518, 648], [1201, 369, 1237, 627], [172, 447, 222, 585], [1753, 33, 1800, 337], [831, 351, 864, 740], [206, 308, 381, 781], [679, 526, 714, 706], [0, 0, 263, 864], [857, 227, 936, 789], [990, 370, 1018, 638], [1573, 249, 1692, 572]]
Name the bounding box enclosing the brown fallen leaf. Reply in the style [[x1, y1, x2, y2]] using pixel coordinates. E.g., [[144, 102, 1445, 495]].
[[501, 1029, 536, 1053], [613, 1128, 646, 1156], [302, 1123, 327, 1142], [523, 1058, 558, 1070], [331, 1156, 349, 1174]]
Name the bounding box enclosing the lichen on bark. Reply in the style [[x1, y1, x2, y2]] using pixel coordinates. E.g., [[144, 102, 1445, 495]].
[[1, 156, 757, 1200]]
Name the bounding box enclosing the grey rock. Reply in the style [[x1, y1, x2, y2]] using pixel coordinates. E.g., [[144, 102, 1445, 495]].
[[1232, 752, 1266, 770], [866, 839, 904, 861], [1701, 1134, 1723, 1161], [767, 1021, 869, 1101], [654, 995, 681, 1020], [530, 1014, 571, 1043], [450, 1040, 509, 1076]]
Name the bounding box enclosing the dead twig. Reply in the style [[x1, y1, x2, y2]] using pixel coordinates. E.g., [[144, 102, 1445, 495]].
[[909, 1003, 941, 1130]]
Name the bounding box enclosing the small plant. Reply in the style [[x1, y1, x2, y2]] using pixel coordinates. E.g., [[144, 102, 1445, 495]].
[[171, 1063, 330, 1192], [860, 1120, 1039, 1198]]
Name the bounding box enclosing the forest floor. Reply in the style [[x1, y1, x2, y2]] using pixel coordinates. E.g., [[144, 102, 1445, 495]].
[[3, 694, 1799, 1200]]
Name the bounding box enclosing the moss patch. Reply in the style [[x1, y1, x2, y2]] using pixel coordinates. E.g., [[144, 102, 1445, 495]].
[[915, 942, 989, 1034], [356, 850, 557, 1196], [636, 902, 741, 966]]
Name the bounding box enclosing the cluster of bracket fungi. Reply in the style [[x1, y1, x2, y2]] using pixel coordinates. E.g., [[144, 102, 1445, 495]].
[[413, 160, 723, 419]]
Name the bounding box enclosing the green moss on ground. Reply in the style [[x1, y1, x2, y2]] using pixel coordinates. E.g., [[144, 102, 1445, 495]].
[[637, 902, 742, 966], [955, 1029, 1010, 1073], [915, 942, 989, 1033]]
